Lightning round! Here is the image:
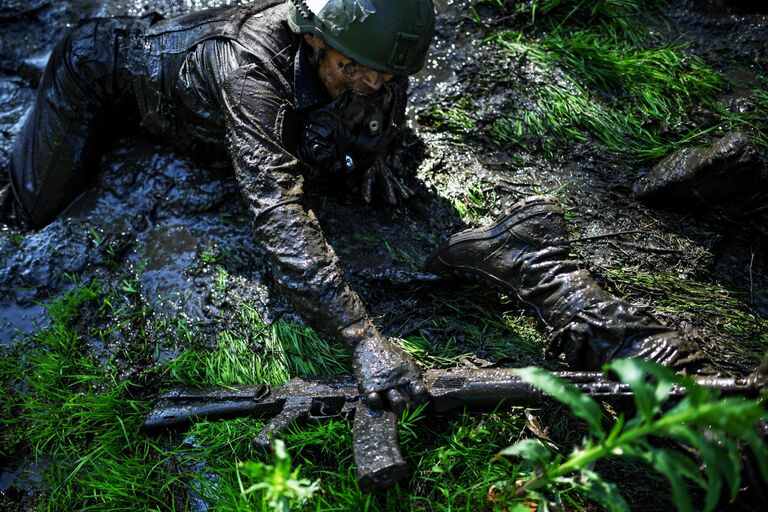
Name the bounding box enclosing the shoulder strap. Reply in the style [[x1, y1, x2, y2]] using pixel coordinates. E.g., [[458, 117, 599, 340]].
[[146, 0, 286, 55]]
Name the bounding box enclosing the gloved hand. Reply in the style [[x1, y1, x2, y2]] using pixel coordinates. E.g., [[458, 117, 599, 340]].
[[340, 321, 426, 416], [299, 79, 411, 205], [361, 158, 414, 206]]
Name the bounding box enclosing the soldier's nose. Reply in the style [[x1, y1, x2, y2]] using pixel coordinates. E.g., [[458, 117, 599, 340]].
[[359, 69, 388, 92]]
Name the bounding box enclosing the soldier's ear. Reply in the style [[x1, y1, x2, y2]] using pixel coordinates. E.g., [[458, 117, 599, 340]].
[[303, 34, 326, 50]]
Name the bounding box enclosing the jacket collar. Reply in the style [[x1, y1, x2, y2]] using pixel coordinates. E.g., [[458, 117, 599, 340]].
[[294, 41, 329, 111]]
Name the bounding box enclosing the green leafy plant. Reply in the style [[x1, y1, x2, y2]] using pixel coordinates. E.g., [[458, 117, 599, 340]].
[[238, 439, 319, 512], [499, 359, 768, 511]]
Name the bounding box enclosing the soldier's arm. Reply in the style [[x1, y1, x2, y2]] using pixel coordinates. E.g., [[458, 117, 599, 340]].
[[188, 38, 424, 411]]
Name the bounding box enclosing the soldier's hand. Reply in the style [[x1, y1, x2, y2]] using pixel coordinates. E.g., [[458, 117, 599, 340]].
[[361, 158, 414, 206], [342, 324, 426, 416]]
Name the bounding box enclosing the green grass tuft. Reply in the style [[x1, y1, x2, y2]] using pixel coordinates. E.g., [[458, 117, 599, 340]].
[[429, 0, 767, 160], [167, 304, 350, 388], [487, 30, 726, 159]]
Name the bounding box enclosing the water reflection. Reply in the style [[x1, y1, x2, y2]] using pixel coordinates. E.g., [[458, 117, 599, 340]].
[[91, 0, 248, 17]]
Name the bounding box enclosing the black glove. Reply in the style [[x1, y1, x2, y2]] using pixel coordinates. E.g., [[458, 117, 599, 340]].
[[340, 321, 426, 416], [361, 157, 414, 205], [299, 80, 408, 194]]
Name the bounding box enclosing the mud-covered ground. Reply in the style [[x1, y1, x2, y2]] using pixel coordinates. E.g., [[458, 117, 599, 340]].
[[1, 0, 767, 508]]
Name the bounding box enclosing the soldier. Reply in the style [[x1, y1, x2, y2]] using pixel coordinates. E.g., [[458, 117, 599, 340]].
[[5, 0, 435, 412], [2, 0, 710, 417]]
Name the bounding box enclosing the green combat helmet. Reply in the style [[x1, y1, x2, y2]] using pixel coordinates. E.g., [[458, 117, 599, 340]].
[[289, 0, 435, 75]]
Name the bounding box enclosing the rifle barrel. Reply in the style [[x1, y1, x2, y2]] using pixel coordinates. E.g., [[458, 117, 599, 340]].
[[424, 368, 761, 414]]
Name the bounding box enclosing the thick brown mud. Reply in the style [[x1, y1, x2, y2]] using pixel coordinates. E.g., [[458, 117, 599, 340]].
[[1, 0, 767, 508]]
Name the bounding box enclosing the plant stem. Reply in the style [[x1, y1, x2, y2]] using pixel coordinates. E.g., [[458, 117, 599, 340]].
[[522, 401, 721, 491]]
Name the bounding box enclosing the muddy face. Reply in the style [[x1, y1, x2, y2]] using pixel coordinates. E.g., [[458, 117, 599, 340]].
[[304, 34, 394, 97]]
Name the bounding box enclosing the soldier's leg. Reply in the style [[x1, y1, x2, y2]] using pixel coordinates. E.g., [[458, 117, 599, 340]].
[[9, 19, 122, 229], [424, 195, 711, 373], [633, 132, 768, 234]]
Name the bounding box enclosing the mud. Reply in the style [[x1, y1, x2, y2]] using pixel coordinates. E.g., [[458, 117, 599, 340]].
[[0, 0, 487, 352], [1, 0, 767, 506]]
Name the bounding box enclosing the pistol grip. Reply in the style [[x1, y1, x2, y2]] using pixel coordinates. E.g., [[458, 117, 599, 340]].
[[353, 405, 408, 492], [253, 403, 310, 449]]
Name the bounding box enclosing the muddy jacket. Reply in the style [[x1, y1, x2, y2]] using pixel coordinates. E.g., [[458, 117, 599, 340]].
[[10, 0, 406, 342], [136, 0, 409, 339]]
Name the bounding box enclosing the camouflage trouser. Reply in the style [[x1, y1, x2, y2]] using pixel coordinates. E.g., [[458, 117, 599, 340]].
[[9, 16, 151, 228]]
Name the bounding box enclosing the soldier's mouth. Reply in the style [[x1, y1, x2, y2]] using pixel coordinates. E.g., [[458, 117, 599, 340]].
[[346, 82, 379, 96]]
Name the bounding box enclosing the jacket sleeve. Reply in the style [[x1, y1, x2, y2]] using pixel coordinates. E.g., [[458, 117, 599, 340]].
[[192, 38, 372, 340]]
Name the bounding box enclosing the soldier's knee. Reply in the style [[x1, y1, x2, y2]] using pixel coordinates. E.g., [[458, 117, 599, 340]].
[[62, 20, 106, 72], [41, 19, 118, 102]]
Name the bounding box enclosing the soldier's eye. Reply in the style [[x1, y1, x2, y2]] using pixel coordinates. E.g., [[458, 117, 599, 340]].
[[339, 60, 359, 77]]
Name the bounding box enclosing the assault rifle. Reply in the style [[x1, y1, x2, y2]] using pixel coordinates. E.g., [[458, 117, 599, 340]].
[[141, 367, 765, 492]]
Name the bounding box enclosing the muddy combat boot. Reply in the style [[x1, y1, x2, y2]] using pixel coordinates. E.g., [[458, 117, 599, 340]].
[[424, 195, 709, 372]]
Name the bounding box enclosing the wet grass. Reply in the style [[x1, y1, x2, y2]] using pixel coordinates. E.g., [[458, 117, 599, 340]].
[[0, 282, 170, 511], [605, 267, 768, 368], [168, 305, 350, 387], [415, 98, 478, 139], [486, 32, 725, 159], [399, 289, 546, 367], [449, 184, 500, 222], [717, 75, 768, 148], [1, 277, 554, 511], [420, 0, 767, 160], [283, 405, 533, 512]]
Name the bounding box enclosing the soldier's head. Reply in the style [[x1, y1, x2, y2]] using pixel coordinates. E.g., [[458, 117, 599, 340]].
[[289, 0, 435, 98]]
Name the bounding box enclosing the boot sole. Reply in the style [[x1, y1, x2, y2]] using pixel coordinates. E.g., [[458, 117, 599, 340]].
[[424, 195, 563, 276], [447, 195, 561, 245]]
